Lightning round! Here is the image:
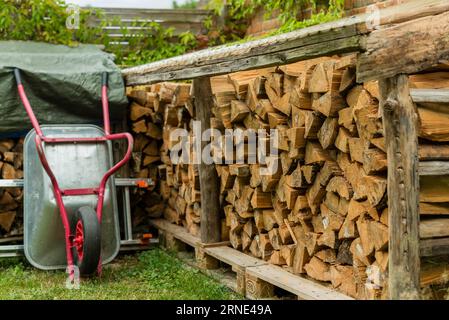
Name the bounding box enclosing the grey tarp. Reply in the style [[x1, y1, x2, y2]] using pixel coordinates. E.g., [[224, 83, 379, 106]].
[[0, 41, 127, 134]]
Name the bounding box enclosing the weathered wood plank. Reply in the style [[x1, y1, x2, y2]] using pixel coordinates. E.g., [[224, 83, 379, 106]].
[[125, 36, 362, 84], [419, 161, 449, 176], [420, 237, 449, 257], [379, 75, 420, 300], [88, 8, 211, 41], [194, 77, 222, 243], [420, 218, 449, 239], [246, 264, 353, 300], [103, 22, 203, 37], [123, 17, 361, 83], [361, 0, 449, 28], [204, 246, 267, 269], [95, 8, 211, 23], [150, 218, 200, 247], [419, 144, 449, 160], [357, 11, 449, 82], [410, 89, 449, 104]]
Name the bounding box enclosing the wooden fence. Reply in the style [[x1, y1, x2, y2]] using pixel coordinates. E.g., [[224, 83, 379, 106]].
[[89, 8, 212, 44]]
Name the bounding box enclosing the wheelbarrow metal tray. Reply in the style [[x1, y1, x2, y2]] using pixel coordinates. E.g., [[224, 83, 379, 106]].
[[24, 125, 120, 270]]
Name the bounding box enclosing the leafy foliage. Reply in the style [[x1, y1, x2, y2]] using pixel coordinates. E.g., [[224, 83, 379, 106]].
[[0, 0, 197, 66], [173, 0, 198, 9], [0, 0, 102, 46], [204, 0, 345, 45]]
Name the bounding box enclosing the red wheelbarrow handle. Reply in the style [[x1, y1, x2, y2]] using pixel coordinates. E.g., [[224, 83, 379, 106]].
[[14, 68, 133, 274]]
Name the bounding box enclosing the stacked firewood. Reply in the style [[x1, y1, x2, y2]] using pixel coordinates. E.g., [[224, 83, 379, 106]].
[[127, 60, 449, 298], [159, 83, 204, 237], [126, 85, 165, 226], [0, 138, 24, 238], [207, 56, 449, 299], [127, 82, 203, 236], [207, 55, 390, 299]]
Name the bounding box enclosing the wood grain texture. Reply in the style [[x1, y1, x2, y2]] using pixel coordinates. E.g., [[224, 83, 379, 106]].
[[419, 161, 449, 176], [125, 36, 361, 84], [410, 89, 449, 104], [194, 77, 222, 243], [357, 11, 449, 82], [420, 237, 449, 257], [246, 264, 353, 300], [150, 218, 200, 247], [379, 75, 420, 300], [420, 219, 449, 239]]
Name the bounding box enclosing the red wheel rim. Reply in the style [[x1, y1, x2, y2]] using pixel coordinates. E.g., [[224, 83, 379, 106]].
[[73, 220, 84, 261]]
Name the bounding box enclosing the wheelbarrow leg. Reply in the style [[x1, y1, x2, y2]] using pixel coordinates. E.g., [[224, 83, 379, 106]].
[[97, 258, 103, 276], [34, 135, 76, 278], [55, 193, 75, 279]]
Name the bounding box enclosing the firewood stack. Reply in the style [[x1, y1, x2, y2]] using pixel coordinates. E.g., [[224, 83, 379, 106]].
[[118, 57, 449, 297], [126, 85, 166, 226], [127, 82, 203, 236], [205, 55, 449, 298], [0, 138, 24, 238], [160, 83, 204, 237], [208, 55, 391, 299]]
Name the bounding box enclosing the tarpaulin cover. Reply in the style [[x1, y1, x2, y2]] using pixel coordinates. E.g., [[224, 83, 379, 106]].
[[0, 41, 127, 134]]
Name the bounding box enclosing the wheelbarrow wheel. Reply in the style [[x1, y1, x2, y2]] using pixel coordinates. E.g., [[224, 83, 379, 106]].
[[71, 206, 101, 276]]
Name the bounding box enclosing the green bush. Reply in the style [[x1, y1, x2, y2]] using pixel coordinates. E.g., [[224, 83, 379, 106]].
[[204, 0, 345, 45], [0, 0, 197, 66], [173, 0, 198, 9]]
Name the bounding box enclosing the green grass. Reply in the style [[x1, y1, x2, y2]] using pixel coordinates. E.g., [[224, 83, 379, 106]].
[[0, 248, 242, 300]]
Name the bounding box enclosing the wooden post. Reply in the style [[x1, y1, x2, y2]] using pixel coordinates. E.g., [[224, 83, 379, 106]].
[[193, 77, 222, 243], [379, 75, 420, 300]]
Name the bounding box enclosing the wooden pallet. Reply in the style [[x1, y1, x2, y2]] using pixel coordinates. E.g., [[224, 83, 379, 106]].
[[151, 218, 199, 249], [201, 245, 267, 296], [245, 264, 352, 300], [149, 219, 352, 300]]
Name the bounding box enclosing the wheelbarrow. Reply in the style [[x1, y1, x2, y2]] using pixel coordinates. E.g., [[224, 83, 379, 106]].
[[14, 69, 133, 276]]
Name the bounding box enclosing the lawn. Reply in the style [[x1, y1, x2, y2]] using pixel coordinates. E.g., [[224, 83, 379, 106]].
[[0, 248, 242, 300]]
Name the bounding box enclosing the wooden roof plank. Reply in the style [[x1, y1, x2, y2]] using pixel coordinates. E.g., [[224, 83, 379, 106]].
[[122, 0, 449, 85], [125, 35, 361, 85], [122, 16, 362, 84], [357, 10, 449, 82]]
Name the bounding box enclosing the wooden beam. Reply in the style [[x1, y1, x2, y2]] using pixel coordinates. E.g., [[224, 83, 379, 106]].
[[379, 75, 420, 300], [368, 0, 449, 26], [194, 77, 221, 243], [410, 89, 449, 104], [97, 8, 211, 22], [91, 8, 212, 39], [420, 218, 449, 239], [127, 37, 361, 84], [419, 161, 449, 176], [420, 237, 449, 257], [357, 10, 449, 82], [150, 218, 200, 247], [245, 264, 353, 300], [419, 144, 449, 160], [123, 17, 361, 84]]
